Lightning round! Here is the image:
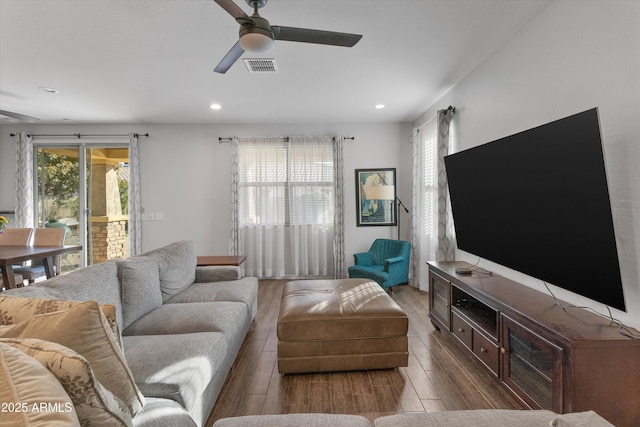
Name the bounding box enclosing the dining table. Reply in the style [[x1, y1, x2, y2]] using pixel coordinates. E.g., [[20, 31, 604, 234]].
[[0, 244, 83, 290]]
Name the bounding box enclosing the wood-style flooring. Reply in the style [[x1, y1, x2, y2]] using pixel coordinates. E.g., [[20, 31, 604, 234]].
[[205, 280, 519, 426]]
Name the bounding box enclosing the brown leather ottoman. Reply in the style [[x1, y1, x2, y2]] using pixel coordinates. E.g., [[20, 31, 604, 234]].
[[277, 279, 409, 374]]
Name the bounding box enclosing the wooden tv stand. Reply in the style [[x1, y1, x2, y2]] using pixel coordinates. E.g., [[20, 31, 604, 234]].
[[428, 261, 640, 427]]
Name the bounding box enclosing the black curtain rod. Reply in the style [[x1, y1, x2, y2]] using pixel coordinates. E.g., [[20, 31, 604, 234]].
[[218, 136, 355, 143], [444, 105, 456, 114], [9, 133, 149, 138]]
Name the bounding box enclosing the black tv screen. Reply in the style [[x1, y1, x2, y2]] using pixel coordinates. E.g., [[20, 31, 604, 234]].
[[444, 108, 625, 311]]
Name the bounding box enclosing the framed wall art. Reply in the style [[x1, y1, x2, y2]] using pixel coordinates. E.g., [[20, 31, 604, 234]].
[[355, 168, 397, 226]]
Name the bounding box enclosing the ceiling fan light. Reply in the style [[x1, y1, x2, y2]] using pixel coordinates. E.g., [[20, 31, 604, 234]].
[[239, 31, 274, 53]]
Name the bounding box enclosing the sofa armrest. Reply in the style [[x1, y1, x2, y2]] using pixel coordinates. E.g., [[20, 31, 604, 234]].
[[195, 266, 242, 282], [354, 252, 373, 266]]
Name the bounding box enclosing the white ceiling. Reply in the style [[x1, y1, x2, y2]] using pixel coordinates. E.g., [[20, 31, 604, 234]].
[[0, 0, 551, 124]]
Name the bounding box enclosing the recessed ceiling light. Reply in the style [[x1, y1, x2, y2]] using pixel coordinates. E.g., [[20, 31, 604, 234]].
[[39, 87, 59, 94], [375, 104, 386, 109], [210, 103, 222, 110]]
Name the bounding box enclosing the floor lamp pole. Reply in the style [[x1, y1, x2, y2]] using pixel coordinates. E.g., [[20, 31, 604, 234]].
[[396, 197, 410, 240]]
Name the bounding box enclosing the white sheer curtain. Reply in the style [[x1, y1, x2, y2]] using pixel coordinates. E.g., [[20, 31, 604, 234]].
[[231, 137, 337, 279], [410, 109, 455, 291], [14, 132, 34, 228], [128, 133, 142, 255]]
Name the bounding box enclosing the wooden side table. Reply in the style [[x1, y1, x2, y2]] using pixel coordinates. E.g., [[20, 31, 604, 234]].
[[196, 255, 246, 267]]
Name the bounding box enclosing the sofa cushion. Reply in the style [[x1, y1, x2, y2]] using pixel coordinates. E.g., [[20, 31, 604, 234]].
[[123, 333, 227, 420], [3, 261, 124, 327], [373, 410, 558, 427], [142, 240, 197, 302], [0, 300, 145, 416], [117, 256, 163, 329], [213, 414, 372, 427], [166, 277, 258, 318], [123, 302, 248, 342], [132, 397, 197, 427], [0, 296, 123, 349], [2, 337, 132, 427], [0, 342, 81, 426], [550, 411, 615, 427]]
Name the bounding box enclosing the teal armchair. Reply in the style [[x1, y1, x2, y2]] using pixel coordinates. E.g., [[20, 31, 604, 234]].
[[348, 239, 411, 292]]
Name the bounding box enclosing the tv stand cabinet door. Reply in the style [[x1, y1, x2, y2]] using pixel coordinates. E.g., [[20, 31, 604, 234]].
[[429, 271, 451, 331], [501, 315, 563, 413]]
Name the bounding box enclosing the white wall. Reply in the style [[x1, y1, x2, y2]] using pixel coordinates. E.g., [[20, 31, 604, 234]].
[[0, 121, 412, 269], [414, 1, 640, 326]]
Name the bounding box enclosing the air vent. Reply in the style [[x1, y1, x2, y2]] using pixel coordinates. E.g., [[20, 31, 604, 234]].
[[243, 58, 278, 73]]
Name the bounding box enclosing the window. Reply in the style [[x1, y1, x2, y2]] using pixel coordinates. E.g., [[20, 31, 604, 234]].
[[236, 137, 336, 279], [238, 139, 334, 227]]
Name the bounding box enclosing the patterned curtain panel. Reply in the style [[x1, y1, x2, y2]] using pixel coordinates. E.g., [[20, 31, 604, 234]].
[[232, 137, 337, 279], [229, 137, 240, 256], [127, 133, 142, 255], [14, 132, 34, 228], [436, 109, 456, 262], [332, 137, 346, 279], [410, 109, 456, 290]]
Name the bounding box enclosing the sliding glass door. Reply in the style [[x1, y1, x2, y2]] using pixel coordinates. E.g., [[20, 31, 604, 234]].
[[35, 144, 129, 269]]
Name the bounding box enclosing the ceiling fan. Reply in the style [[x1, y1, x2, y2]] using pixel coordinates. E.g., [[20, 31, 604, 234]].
[[213, 0, 362, 74], [0, 110, 40, 123]]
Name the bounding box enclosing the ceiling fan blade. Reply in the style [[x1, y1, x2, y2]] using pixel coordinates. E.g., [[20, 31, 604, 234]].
[[272, 26, 362, 47], [213, 0, 251, 23], [0, 110, 40, 123], [214, 42, 245, 74]]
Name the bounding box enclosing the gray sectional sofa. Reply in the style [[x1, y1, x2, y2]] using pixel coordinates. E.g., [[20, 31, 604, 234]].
[[212, 410, 615, 427], [3, 240, 258, 427]]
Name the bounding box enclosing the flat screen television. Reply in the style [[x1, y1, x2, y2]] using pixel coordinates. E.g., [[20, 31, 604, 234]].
[[444, 108, 625, 311]]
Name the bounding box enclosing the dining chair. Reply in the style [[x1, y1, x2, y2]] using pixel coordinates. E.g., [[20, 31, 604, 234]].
[[0, 228, 32, 288], [0, 228, 33, 245], [13, 228, 66, 283]]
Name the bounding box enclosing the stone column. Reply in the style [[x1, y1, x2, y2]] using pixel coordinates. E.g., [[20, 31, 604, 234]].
[[90, 162, 128, 262]]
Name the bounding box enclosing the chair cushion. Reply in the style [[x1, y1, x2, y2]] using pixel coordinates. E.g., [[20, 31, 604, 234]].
[[0, 342, 81, 426]]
